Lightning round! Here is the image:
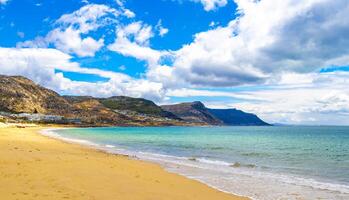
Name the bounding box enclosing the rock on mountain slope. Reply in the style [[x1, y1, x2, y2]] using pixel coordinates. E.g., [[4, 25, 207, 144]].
[[63, 96, 132, 126], [0, 75, 72, 115], [161, 101, 222, 125], [162, 101, 270, 126]]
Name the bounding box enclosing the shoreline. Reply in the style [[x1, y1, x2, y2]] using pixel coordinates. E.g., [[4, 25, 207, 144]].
[[40, 127, 255, 199], [41, 127, 257, 199], [40, 126, 349, 200], [0, 125, 249, 200]]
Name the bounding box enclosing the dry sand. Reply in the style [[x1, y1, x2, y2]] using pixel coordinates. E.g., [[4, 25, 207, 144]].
[[0, 126, 249, 200]]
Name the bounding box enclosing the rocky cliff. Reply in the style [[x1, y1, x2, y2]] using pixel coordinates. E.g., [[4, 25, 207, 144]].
[[0, 75, 72, 114], [208, 108, 270, 126], [162, 102, 270, 126], [161, 101, 222, 125]]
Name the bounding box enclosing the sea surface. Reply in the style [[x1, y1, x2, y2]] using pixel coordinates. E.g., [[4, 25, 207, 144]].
[[43, 126, 349, 200]]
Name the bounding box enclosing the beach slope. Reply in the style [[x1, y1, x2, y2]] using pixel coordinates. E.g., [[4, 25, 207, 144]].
[[0, 126, 248, 200]]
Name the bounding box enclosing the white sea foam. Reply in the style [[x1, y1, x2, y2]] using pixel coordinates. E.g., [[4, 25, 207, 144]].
[[40, 128, 99, 147], [41, 128, 349, 200], [107, 148, 349, 199]]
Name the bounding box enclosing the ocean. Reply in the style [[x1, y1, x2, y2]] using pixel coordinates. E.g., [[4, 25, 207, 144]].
[[43, 126, 349, 200]]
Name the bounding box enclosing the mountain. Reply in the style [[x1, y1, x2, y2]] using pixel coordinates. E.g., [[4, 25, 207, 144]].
[[0, 75, 184, 126], [98, 96, 180, 119], [162, 102, 270, 126], [208, 108, 270, 126], [0, 75, 72, 115], [161, 101, 222, 125], [0, 75, 269, 126]]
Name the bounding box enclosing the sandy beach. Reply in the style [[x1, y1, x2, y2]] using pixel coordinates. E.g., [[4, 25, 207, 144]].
[[0, 125, 249, 200]]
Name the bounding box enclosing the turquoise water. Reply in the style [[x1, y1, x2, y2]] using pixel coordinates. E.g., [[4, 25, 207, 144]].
[[48, 126, 349, 200]]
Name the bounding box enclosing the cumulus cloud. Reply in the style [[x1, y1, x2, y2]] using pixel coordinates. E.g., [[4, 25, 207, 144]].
[[17, 4, 120, 57], [231, 84, 349, 125], [7, 4, 169, 101], [158, 0, 349, 87], [47, 28, 105, 57], [57, 77, 166, 102], [191, 0, 228, 11], [0, 47, 166, 101], [0, 47, 127, 80], [108, 21, 167, 65], [169, 71, 349, 125]]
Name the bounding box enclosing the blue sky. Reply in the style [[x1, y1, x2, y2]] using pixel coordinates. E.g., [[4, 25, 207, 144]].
[[1, 0, 349, 125], [0, 0, 236, 78]]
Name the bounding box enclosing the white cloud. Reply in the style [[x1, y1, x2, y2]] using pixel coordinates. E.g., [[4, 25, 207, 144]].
[[155, 20, 169, 37], [0, 47, 166, 101], [55, 4, 118, 33], [123, 9, 135, 18], [167, 71, 349, 125], [108, 21, 167, 65], [209, 21, 216, 27], [17, 4, 120, 57], [115, 0, 125, 7], [159, 0, 349, 88], [0, 47, 127, 79], [114, 0, 135, 18], [166, 88, 253, 100], [46, 27, 105, 57], [0, 0, 9, 5], [8, 4, 168, 100], [171, 25, 268, 86], [160, 28, 169, 37], [58, 77, 166, 102], [109, 38, 164, 66], [115, 22, 153, 45], [191, 0, 228, 11], [231, 84, 349, 125]]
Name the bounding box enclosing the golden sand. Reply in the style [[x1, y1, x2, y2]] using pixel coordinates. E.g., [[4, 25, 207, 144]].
[[0, 126, 249, 200]]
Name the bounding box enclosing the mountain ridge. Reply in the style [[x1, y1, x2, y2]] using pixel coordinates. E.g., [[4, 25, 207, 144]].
[[0, 75, 184, 126], [161, 102, 270, 126], [0, 75, 269, 126], [161, 101, 222, 125]]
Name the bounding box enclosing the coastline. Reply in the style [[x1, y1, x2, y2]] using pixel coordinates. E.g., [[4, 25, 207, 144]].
[[38, 126, 349, 200], [0, 125, 249, 200]]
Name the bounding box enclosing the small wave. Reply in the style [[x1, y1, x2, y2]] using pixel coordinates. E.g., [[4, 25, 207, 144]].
[[105, 145, 116, 148], [241, 152, 270, 157], [196, 158, 231, 166], [40, 128, 99, 147], [209, 147, 225, 150]]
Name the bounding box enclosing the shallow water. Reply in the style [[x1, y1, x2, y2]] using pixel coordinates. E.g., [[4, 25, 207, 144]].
[[46, 126, 349, 200]]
